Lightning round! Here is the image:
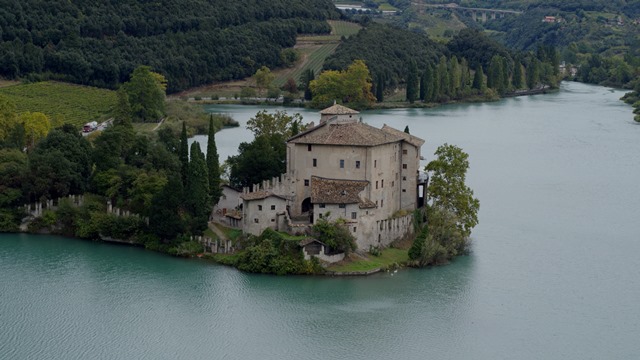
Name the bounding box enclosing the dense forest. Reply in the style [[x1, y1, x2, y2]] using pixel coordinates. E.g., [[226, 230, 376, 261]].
[[0, 0, 338, 92]]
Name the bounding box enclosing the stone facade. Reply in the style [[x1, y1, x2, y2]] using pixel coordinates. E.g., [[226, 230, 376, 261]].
[[238, 104, 426, 250]]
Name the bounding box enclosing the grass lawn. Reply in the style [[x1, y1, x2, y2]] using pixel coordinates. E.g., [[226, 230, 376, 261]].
[[327, 248, 409, 273], [214, 223, 242, 241], [0, 81, 116, 127]]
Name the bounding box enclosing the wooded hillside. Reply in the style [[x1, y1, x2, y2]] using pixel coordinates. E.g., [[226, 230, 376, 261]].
[[0, 0, 338, 92]]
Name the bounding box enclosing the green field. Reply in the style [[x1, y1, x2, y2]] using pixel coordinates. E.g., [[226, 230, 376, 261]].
[[0, 81, 116, 126]]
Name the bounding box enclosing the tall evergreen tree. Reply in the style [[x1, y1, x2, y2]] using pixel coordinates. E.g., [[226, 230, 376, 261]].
[[500, 56, 510, 92], [186, 142, 211, 234], [513, 59, 524, 89], [449, 56, 461, 98], [406, 60, 418, 103], [527, 58, 540, 90], [404, 125, 410, 134], [206, 116, 222, 205], [419, 72, 426, 101], [472, 64, 485, 92], [149, 174, 186, 241], [423, 64, 435, 102], [179, 122, 189, 186], [488, 55, 505, 94], [376, 76, 384, 102], [437, 56, 450, 98]]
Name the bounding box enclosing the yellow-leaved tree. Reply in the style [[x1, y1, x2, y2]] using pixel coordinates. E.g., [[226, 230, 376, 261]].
[[20, 112, 51, 148], [309, 59, 376, 109]]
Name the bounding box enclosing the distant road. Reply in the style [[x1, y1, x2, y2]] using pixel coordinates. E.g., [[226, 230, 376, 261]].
[[411, 2, 523, 15]]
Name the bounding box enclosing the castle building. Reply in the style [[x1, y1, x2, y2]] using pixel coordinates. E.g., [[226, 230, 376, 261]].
[[239, 104, 426, 251]]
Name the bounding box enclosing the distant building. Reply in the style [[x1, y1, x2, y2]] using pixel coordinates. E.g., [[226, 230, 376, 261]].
[[237, 104, 426, 251]]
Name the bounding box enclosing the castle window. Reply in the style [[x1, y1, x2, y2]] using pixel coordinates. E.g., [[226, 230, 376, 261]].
[[271, 218, 275, 222], [340, 159, 344, 168], [319, 213, 323, 219], [254, 218, 259, 223], [304, 179, 309, 186], [351, 212, 357, 219], [319, 204, 325, 208], [375, 181, 378, 189], [270, 205, 276, 210], [402, 164, 407, 169], [402, 189, 407, 193], [403, 149, 408, 155], [381, 180, 384, 188], [353, 227, 357, 233], [313, 158, 317, 167], [308, 144, 312, 151], [355, 160, 360, 169], [374, 160, 377, 168], [403, 176, 407, 181], [258, 205, 263, 211], [339, 204, 346, 209], [381, 200, 384, 207]]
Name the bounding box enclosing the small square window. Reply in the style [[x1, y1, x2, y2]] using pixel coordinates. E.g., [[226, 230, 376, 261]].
[[402, 164, 407, 169], [339, 204, 346, 209], [355, 160, 360, 169], [304, 179, 309, 186], [271, 218, 275, 222], [258, 205, 263, 211], [313, 158, 317, 167], [340, 159, 344, 168], [402, 189, 407, 193], [392, 181, 394, 187], [403, 176, 407, 181], [319, 204, 325, 208], [403, 149, 408, 155], [319, 213, 323, 219], [270, 205, 276, 210], [254, 218, 259, 223], [308, 144, 312, 151], [351, 212, 357, 219]]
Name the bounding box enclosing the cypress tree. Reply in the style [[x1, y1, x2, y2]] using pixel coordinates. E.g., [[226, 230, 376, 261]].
[[419, 72, 426, 101], [513, 59, 524, 89], [376, 76, 384, 102], [404, 125, 410, 134], [206, 116, 222, 205], [500, 56, 510, 92], [406, 60, 418, 103], [186, 142, 211, 234], [179, 122, 189, 186], [149, 174, 186, 240], [472, 64, 485, 92], [424, 64, 435, 102], [527, 58, 540, 89], [437, 56, 449, 98]]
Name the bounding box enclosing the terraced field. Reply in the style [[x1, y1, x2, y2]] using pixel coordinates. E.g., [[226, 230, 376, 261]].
[[0, 82, 116, 126], [273, 20, 361, 87]]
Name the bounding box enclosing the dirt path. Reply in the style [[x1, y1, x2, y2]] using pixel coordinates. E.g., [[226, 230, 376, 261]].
[[208, 222, 229, 242]]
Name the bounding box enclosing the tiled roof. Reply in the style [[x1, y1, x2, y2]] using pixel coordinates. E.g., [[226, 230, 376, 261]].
[[288, 121, 404, 147], [319, 104, 360, 115], [311, 176, 368, 204], [240, 191, 286, 201], [359, 198, 377, 209], [381, 124, 425, 148]]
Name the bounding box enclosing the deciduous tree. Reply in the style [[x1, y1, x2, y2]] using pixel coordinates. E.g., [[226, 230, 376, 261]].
[[425, 144, 479, 238]]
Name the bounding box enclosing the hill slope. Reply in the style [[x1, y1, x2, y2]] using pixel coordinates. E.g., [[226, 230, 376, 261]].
[[0, 0, 338, 92]]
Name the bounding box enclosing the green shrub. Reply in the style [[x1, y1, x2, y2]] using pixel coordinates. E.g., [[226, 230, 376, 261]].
[[311, 218, 357, 254]]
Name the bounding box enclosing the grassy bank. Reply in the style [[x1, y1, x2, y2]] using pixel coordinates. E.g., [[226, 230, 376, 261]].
[[326, 248, 409, 273]]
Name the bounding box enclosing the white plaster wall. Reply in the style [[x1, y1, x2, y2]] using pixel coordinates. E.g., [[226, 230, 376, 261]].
[[242, 197, 287, 236]]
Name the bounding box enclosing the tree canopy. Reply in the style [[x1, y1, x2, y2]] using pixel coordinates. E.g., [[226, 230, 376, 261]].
[[309, 59, 376, 108], [0, 0, 337, 93]]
